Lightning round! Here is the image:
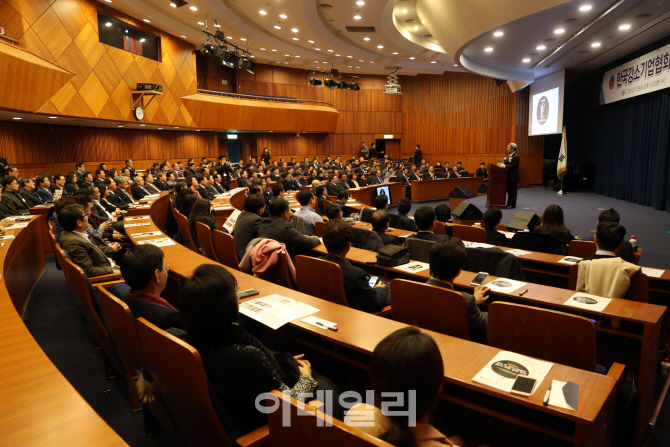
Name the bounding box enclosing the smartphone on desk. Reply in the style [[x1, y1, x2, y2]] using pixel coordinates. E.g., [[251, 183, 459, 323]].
[[510, 375, 537, 397], [238, 289, 260, 299], [470, 272, 489, 286]]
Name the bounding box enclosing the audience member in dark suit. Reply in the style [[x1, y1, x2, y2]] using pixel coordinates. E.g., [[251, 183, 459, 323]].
[[78, 171, 95, 189], [143, 174, 161, 194], [211, 175, 226, 194], [74, 162, 86, 182], [1, 176, 30, 214], [18, 176, 45, 207], [413, 145, 422, 164], [326, 175, 339, 196], [64, 172, 80, 194], [131, 176, 151, 200], [237, 171, 251, 189], [234, 194, 266, 260], [427, 237, 490, 339], [476, 162, 488, 180], [332, 191, 352, 218], [36, 174, 55, 202], [405, 205, 445, 242], [322, 219, 389, 312], [315, 186, 328, 215], [153, 172, 171, 192], [367, 170, 384, 185], [194, 174, 211, 200], [371, 210, 397, 246], [0, 156, 8, 177], [58, 204, 121, 278], [483, 207, 508, 247], [113, 176, 135, 205], [501, 143, 519, 208], [258, 198, 321, 259], [50, 174, 66, 195], [118, 245, 182, 331], [596, 208, 635, 263], [446, 166, 460, 179], [124, 159, 136, 179], [104, 178, 130, 209], [397, 198, 417, 232]]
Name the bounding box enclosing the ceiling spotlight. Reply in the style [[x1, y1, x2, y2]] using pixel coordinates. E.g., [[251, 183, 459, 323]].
[[292, 37, 299, 40], [181, 35, 187, 38], [291, 28, 299, 32], [392, 52, 398, 55], [536, 45, 546, 50], [143, 19, 150, 23], [260, 47, 266, 50], [493, 31, 503, 37], [431, 61, 436, 64], [241, 59, 256, 74], [48, 116, 57, 119], [354, 15, 361, 20], [140, 124, 146, 126], [579, 5, 592, 11], [309, 76, 323, 87], [158, 128, 163, 130], [409, 57, 415, 60], [454, 64, 458, 66], [197, 21, 204, 25], [328, 49, 334, 52], [118, 125, 123, 127], [359, 59, 363, 62], [284, 62, 288, 64], [279, 14, 287, 18], [274, 25, 281, 29], [402, 9, 407, 13], [363, 37, 370, 41], [200, 43, 215, 55], [170, 2, 176, 6], [140, 38, 146, 42], [522, 58, 530, 63], [105, 22, 112, 27], [285, 54, 290, 57], [484, 47, 493, 52], [259, 10, 267, 15], [356, 1, 365, 5], [347, 55, 352, 58], [414, 26, 418, 30], [241, 38, 247, 41], [324, 77, 336, 90], [335, 54, 340, 56], [214, 24, 221, 27], [591, 42, 601, 47], [189, 6, 197, 10], [13, 117, 21, 120], [272, 49, 277, 51], [619, 24, 631, 30], [315, 48, 321, 50], [295, 56, 300, 58], [554, 28, 565, 34], [377, 45, 384, 49], [226, 36, 232, 39], [308, 40, 314, 43]]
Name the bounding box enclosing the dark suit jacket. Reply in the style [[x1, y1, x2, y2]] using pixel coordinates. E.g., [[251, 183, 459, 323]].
[[398, 214, 417, 231], [233, 211, 264, 260], [37, 187, 55, 202], [485, 227, 508, 246], [323, 253, 389, 313], [212, 183, 226, 194], [406, 232, 444, 242], [426, 278, 487, 336], [50, 185, 63, 194], [19, 189, 45, 207], [396, 173, 410, 186], [258, 218, 321, 259], [446, 171, 460, 179], [367, 176, 383, 185], [153, 179, 170, 191], [237, 178, 251, 189], [1, 191, 30, 214], [336, 180, 350, 193], [131, 184, 150, 200], [60, 230, 116, 278], [503, 152, 520, 181], [65, 183, 79, 194], [414, 149, 422, 162], [0, 157, 7, 177], [145, 183, 161, 194], [114, 188, 134, 205], [373, 229, 397, 246], [326, 183, 338, 196], [196, 185, 212, 200], [476, 168, 488, 178], [619, 240, 635, 264]]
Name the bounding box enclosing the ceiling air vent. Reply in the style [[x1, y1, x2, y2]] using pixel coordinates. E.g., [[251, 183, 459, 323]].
[[563, 18, 579, 23], [634, 13, 652, 19], [403, 19, 416, 23], [346, 26, 376, 33], [423, 35, 432, 38], [319, 4, 333, 9]]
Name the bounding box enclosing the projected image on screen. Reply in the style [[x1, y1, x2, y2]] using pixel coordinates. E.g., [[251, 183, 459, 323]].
[[375, 186, 391, 205], [531, 87, 559, 135]]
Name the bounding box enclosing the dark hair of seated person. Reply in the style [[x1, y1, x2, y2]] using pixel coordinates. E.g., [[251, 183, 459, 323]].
[[272, 183, 284, 197], [174, 181, 187, 196], [397, 198, 412, 215], [369, 326, 444, 447], [535, 204, 573, 245], [297, 190, 314, 206], [97, 183, 108, 197], [596, 221, 626, 252], [483, 207, 502, 228], [374, 194, 388, 210], [118, 245, 165, 290], [188, 199, 213, 226], [371, 210, 390, 231], [598, 208, 620, 224], [434, 204, 451, 223], [248, 185, 261, 195], [322, 219, 353, 254], [429, 237, 467, 281], [2, 176, 17, 189], [53, 195, 78, 216], [18, 176, 33, 188], [244, 194, 266, 213], [325, 204, 343, 220], [178, 185, 193, 200], [337, 190, 349, 201], [413, 205, 436, 231], [178, 194, 197, 217], [58, 204, 85, 232], [268, 198, 289, 217], [315, 185, 325, 197]]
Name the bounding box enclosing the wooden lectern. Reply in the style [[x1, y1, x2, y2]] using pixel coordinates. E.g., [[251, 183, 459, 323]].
[[487, 163, 508, 208]]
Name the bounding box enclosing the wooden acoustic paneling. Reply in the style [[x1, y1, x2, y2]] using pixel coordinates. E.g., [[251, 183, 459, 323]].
[[14, 0, 198, 127]]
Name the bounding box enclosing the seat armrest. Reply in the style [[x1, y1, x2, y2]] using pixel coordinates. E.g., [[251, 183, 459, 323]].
[[90, 272, 123, 283], [606, 362, 626, 382], [237, 425, 270, 447], [375, 305, 392, 317]]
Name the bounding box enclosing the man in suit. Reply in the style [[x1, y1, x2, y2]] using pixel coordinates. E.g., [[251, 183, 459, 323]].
[[336, 173, 350, 194], [367, 169, 384, 185], [205, 175, 219, 198], [131, 176, 152, 200], [371, 210, 397, 246], [18, 177, 45, 207], [332, 191, 352, 218], [143, 174, 161, 194], [423, 166, 435, 180], [113, 176, 135, 205], [476, 162, 488, 180], [118, 245, 181, 331], [322, 219, 389, 313], [294, 172, 306, 188], [405, 205, 444, 242], [325, 175, 339, 196], [153, 172, 171, 192], [396, 167, 410, 186], [397, 198, 417, 231], [237, 171, 251, 189], [499, 142, 519, 208], [269, 167, 281, 182], [51, 174, 66, 195], [0, 156, 8, 177], [446, 166, 460, 179], [212, 174, 226, 194], [483, 207, 508, 247], [58, 204, 121, 278], [193, 174, 211, 200], [74, 162, 86, 182], [408, 166, 420, 182], [79, 171, 95, 188], [427, 237, 490, 339], [315, 185, 328, 215], [94, 169, 107, 185], [413, 145, 422, 164], [36, 174, 55, 202], [125, 159, 137, 179], [1, 176, 30, 214], [595, 208, 635, 263], [234, 194, 266, 260], [258, 198, 321, 259]]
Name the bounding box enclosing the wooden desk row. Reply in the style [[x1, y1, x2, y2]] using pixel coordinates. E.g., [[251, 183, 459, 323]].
[[123, 193, 620, 447]]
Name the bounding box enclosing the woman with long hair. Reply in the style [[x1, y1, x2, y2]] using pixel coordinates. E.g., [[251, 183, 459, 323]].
[[64, 172, 79, 194], [533, 204, 575, 246], [178, 193, 197, 217], [188, 198, 225, 247], [262, 147, 271, 164]]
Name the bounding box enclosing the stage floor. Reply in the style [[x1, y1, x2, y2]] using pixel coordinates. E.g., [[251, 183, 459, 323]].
[[398, 185, 670, 269]]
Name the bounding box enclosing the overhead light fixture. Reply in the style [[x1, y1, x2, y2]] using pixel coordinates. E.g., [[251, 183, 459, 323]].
[[347, 55, 352, 58], [409, 57, 415, 60], [377, 45, 383, 49], [619, 24, 631, 30], [402, 9, 407, 13], [430, 61, 436, 64], [291, 28, 299, 32], [324, 76, 336, 90], [554, 28, 565, 34], [315, 48, 321, 50], [308, 40, 314, 43], [284, 62, 288, 64], [392, 52, 398, 55], [591, 42, 601, 47], [274, 25, 281, 29], [189, 6, 197, 11], [227, 36, 232, 39], [170, 0, 187, 6], [493, 31, 503, 37], [181, 35, 187, 38], [522, 58, 530, 63], [140, 124, 146, 126], [143, 19, 150, 22], [13, 117, 21, 120], [49, 116, 57, 119], [158, 128, 163, 130], [579, 5, 592, 11], [335, 53, 340, 56], [272, 49, 277, 51], [354, 15, 361, 20], [260, 47, 266, 50], [292, 37, 299, 40], [359, 59, 363, 62], [356, 1, 365, 5], [140, 38, 146, 42], [363, 37, 370, 41], [295, 56, 300, 58], [170, 2, 176, 6], [328, 49, 333, 52], [118, 125, 123, 127], [214, 24, 221, 27], [105, 22, 112, 27], [241, 38, 247, 41], [279, 14, 287, 18], [285, 54, 290, 57], [414, 26, 418, 30], [309, 75, 322, 87], [484, 47, 493, 52], [259, 10, 267, 15], [536, 45, 546, 50], [197, 21, 204, 25], [454, 64, 458, 66], [105, 0, 111, 2]]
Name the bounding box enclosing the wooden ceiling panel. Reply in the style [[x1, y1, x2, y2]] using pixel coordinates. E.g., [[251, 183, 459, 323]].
[[36, 100, 59, 114], [92, 52, 123, 95], [176, 59, 194, 93], [78, 72, 109, 116], [73, 22, 105, 68], [159, 90, 178, 123], [3, 54, 40, 110], [51, 0, 88, 39], [31, 7, 73, 60], [56, 41, 91, 89]]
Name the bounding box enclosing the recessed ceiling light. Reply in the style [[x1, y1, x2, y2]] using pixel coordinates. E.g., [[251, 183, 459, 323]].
[[377, 45, 383, 49], [241, 38, 247, 41], [402, 9, 407, 13], [354, 15, 361, 20], [493, 31, 503, 37], [484, 47, 493, 52], [369, 61, 374, 63], [105, 22, 112, 27], [284, 62, 288, 64], [554, 28, 565, 34], [356, 66, 360, 68], [328, 49, 333, 52], [619, 24, 631, 30], [285, 54, 290, 56], [260, 48, 266, 50], [214, 24, 221, 27], [226, 36, 232, 39], [197, 22, 204, 25], [175, 127, 179, 129], [272, 49, 277, 51], [335, 54, 340, 56], [536, 45, 546, 50], [118, 125, 123, 127], [308, 40, 314, 43], [189, 6, 197, 11], [591, 42, 601, 47], [105, 0, 111, 2], [140, 124, 145, 126], [274, 25, 281, 29], [359, 59, 364, 62], [259, 10, 267, 15], [356, 1, 365, 5], [170, 2, 176, 6], [13, 117, 21, 120], [158, 128, 163, 130], [522, 58, 530, 63], [392, 52, 398, 55], [291, 28, 298, 32], [409, 57, 415, 60], [279, 14, 287, 19], [181, 35, 187, 38], [315, 48, 321, 50], [48, 116, 57, 119], [579, 5, 592, 11], [363, 37, 370, 41], [430, 61, 436, 64], [414, 26, 418, 30], [292, 37, 299, 41], [143, 19, 150, 22], [196, 130, 200, 132], [250, 55, 255, 58], [454, 64, 458, 66], [295, 56, 299, 58], [140, 38, 146, 42]]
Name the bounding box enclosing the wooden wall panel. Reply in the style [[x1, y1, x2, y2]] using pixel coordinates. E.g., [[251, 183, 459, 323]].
[[14, 0, 198, 127]]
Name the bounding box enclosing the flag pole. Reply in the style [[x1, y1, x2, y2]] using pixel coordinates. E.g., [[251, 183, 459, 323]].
[[558, 177, 565, 195]]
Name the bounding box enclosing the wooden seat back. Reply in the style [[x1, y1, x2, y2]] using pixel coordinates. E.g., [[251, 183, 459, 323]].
[[568, 240, 597, 259], [315, 221, 325, 237], [266, 390, 392, 447], [212, 230, 240, 271], [196, 222, 219, 262], [54, 243, 70, 282], [175, 211, 199, 253], [322, 199, 332, 216], [135, 318, 234, 447], [434, 221, 447, 236], [390, 279, 469, 340], [255, 250, 293, 289], [295, 255, 348, 306], [452, 224, 487, 243], [487, 302, 597, 372]]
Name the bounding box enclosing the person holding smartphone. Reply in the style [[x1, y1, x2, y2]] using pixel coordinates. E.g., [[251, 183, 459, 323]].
[[426, 237, 490, 340]]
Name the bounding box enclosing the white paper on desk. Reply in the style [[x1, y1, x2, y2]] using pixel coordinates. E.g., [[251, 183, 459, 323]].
[[301, 316, 337, 330], [239, 294, 319, 330], [558, 256, 583, 265], [642, 267, 665, 278], [137, 238, 176, 247], [504, 231, 516, 239], [564, 292, 611, 312], [394, 261, 430, 274], [125, 222, 151, 227], [145, 194, 160, 199], [472, 351, 553, 395], [223, 209, 242, 235], [125, 216, 150, 221], [129, 205, 150, 209], [484, 278, 527, 294], [0, 235, 16, 241], [505, 249, 532, 257], [548, 380, 579, 411], [464, 242, 495, 249], [132, 231, 163, 238], [4, 222, 29, 229]]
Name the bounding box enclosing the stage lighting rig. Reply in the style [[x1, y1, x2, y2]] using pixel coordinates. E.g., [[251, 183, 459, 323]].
[[308, 72, 322, 86], [307, 69, 359, 91], [200, 18, 255, 74]]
